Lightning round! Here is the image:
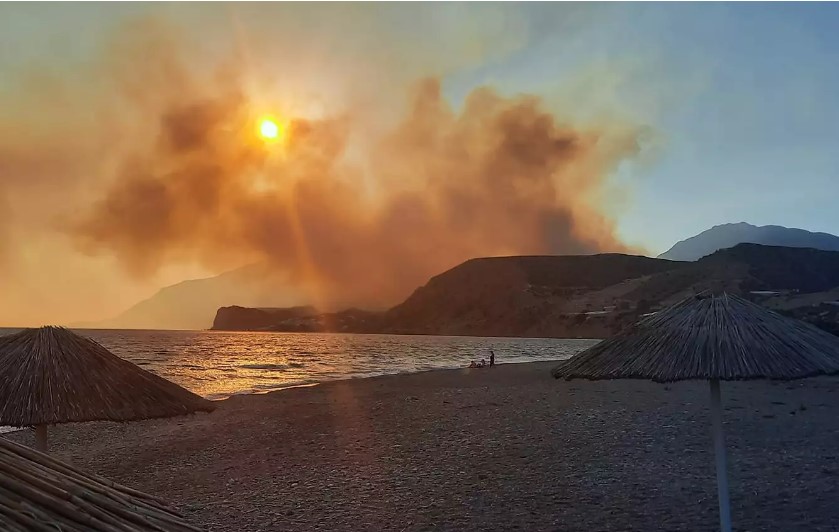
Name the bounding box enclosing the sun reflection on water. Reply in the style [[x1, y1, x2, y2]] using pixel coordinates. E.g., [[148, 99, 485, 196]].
[[4, 329, 597, 400]]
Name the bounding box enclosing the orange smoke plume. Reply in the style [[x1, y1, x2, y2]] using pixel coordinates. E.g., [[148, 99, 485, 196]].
[[70, 26, 645, 311]]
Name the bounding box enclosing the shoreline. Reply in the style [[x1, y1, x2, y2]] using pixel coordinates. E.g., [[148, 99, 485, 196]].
[[1, 361, 565, 432], [7, 361, 839, 531], [205, 358, 571, 400], [1, 327, 600, 401]]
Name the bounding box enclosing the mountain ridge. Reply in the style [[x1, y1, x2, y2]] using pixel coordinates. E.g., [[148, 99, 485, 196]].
[[212, 243, 839, 338], [88, 222, 839, 331], [79, 264, 304, 330], [659, 222, 839, 261]]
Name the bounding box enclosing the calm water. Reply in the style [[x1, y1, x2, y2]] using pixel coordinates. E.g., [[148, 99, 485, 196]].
[[1, 329, 598, 400]]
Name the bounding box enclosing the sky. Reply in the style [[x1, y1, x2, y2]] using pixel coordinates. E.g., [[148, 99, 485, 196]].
[[1, 3, 838, 326]]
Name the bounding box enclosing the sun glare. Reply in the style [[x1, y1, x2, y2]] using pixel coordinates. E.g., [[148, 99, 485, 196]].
[[260, 118, 281, 140]]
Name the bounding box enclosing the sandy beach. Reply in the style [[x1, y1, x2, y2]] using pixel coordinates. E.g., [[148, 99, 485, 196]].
[[7, 361, 839, 531]]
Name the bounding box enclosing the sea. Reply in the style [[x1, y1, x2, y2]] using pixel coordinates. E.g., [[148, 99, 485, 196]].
[[0, 329, 598, 400]]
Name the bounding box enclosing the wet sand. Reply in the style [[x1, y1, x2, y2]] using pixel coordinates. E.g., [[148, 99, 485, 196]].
[[7, 362, 839, 531]]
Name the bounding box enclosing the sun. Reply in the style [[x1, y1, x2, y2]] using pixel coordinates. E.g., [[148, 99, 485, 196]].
[[255, 115, 291, 147], [259, 118, 281, 140]]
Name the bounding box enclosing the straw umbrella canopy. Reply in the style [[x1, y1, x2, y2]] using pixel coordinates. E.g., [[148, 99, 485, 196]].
[[0, 435, 203, 531], [0, 326, 215, 452], [552, 293, 839, 532]]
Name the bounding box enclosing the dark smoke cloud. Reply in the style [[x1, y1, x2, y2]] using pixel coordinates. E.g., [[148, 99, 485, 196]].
[[72, 72, 644, 310]]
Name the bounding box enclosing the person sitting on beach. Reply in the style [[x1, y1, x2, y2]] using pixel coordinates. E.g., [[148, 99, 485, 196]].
[[478, 358, 487, 368], [469, 361, 477, 368]]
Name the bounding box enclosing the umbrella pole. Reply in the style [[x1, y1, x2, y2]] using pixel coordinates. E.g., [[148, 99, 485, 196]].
[[35, 424, 48, 453], [709, 379, 732, 532]]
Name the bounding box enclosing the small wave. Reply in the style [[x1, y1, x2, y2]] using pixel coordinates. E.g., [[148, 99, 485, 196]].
[[238, 363, 294, 370], [204, 393, 230, 401], [250, 380, 320, 392], [251, 383, 290, 390]]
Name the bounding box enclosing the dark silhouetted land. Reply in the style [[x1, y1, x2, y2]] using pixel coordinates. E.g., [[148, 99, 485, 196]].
[[214, 244, 839, 338]]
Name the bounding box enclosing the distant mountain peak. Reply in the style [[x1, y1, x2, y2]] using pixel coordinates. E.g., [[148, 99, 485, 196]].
[[705, 221, 756, 231], [660, 223, 839, 262]]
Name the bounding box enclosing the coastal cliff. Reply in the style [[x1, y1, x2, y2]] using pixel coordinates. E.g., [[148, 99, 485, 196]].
[[212, 306, 318, 331]]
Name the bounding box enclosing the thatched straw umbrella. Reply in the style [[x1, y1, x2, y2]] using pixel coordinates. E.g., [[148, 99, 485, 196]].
[[0, 435, 202, 531], [552, 293, 839, 532], [0, 326, 215, 452]]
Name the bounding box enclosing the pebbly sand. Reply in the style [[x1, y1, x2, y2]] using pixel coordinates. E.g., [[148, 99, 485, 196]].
[[7, 361, 839, 531]]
